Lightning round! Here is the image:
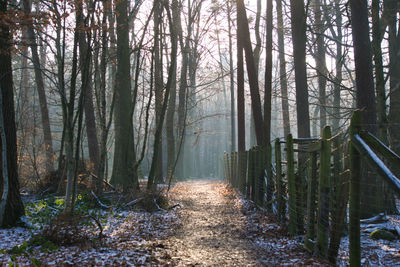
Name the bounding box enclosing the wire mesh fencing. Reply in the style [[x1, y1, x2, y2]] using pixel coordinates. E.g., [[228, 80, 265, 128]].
[[222, 111, 400, 265]]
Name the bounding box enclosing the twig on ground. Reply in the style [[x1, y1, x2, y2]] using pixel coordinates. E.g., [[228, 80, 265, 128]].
[[90, 190, 111, 210]]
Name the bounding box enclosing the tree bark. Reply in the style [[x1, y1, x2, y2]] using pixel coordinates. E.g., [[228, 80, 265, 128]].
[[290, 0, 311, 140], [236, 0, 264, 145], [0, 0, 24, 226], [236, 0, 245, 153], [22, 0, 54, 174], [313, 0, 327, 132], [349, 0, 379, 218], [147, 2, 178, 189], [76, 0, 100, 177], [110, 0, 137, 189], [276, 0, 290, 138], [166, 0, 180, 179]]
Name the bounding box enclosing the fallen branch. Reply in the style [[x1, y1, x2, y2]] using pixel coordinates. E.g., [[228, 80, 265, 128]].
[[124, 197, 144, 207], [360, 213, 387, 224], [89, 172, 116, 191], [86, 215, 104, 242], [90, 190, 111, 210], [154, 198, 166, 212]]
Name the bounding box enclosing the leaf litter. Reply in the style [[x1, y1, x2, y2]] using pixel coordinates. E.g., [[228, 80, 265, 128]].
[[1, 179, 400, 266]]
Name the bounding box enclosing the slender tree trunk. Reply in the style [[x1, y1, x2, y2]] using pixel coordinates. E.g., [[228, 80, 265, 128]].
[[147, 3, 178, 189], [0, 0, 24, 226], [237, 0, 264, 145], [264, 0, 272, 145], [372, 0, 388, 143], [76, 1, 100, 177], [313, 0, 327, 132], [236, 0, 245, 153], [225, 1, 236, 152], [166, 0, 180, 179], [276, 0, 290, 137], [22, 0, 54, 174], [332, 0, 342, 134], [153, 0, 164, 183]]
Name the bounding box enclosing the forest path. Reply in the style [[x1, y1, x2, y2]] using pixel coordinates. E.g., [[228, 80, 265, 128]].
[[166, 179, 261, 266]]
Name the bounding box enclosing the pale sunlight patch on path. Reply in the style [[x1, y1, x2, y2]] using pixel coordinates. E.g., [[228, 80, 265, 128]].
[[166, 179, 260, 266]]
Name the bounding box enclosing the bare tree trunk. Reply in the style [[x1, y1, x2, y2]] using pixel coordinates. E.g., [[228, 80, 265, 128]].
[[110, 0, 137, 189], [387, 0, 400, 154], [264, 0, 273, 145], [236, 0, 245, 153], [313, 0, 327, 132], [76, 0, 100, 177], [290, 0, 311, 139], [276, 0, 290, 137], [332, 0, 342, 134], [0, 0, 24, 226], [350, 0, 380, 218], [22, 0, 54, 173], [166, 0, 180, 179], [153, 0, 164, 183], [147, 3, 178, 189], [372, 0, 387, 143], [237, 0, 264, 145], [227, 3, 237, 152]]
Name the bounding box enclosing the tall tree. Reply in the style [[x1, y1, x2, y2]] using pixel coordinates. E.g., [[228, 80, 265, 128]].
[[0, 0, 24, 226], [264, 0, 273, 210], [227, 0, 236, 152], [22, 0, 54, 173], [290, 0, 311, 140], [371, 0, 388, 143], [349, 0, 379, 217], [276, 0, 290, 137], [76, 0, 100, 177], [386, 0, 400, 154], [264, 0, 273, 145], [236, 0, 245, 153], [153, 0, 164, 183], [147, 0, 178, 189], [110, 0, 138, 189], [166, 0, 180, 180], [290, 0, 310, 233], [313, 0, 327, 131], [236, 0, 264, 145]]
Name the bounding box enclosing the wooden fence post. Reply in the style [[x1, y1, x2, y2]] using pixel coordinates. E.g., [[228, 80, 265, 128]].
[[224, 153, 230, 182], [275, 139, 285, 222], [304, 151, 318, 251], [233, 152, 238, 187], [238, 150, 247, 194], [247, 147, 254, 199], [230, 151, 235, 185], [266, 144, 273, 212], [317, 126, 332, 258], [349, 111, 361, 267], [255, 146, 265, 206], [286, 134, 297, 235]]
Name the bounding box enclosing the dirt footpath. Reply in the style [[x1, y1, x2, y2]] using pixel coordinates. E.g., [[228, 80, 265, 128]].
[[166, 179, 261, 266]]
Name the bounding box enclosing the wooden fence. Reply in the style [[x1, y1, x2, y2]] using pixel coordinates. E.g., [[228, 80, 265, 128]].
[[223, 110, 400, 266]]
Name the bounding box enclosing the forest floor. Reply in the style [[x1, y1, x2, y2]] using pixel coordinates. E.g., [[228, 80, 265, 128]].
[[1, 179, 399, 266], [164, 179, 326, 266]]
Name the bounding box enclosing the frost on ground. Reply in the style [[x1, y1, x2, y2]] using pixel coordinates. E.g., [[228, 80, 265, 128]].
[[1, 179, 400, 266], [0, 197, 182, 266], [337, 215, 400, 266]]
